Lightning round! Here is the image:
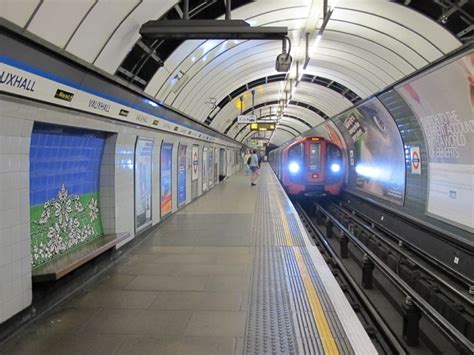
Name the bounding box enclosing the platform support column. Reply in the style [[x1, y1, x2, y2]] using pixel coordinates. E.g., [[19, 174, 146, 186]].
[[340, 233, 348, 258], [326, 220, 333, 238], [402, 296, 422, 346], [362, 254, 374, 289]]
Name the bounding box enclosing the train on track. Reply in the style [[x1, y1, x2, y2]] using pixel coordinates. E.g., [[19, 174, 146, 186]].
[[268, 136, 344, 197]]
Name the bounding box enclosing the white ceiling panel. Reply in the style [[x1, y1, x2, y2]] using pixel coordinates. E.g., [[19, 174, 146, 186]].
[[326, 20, 428, 69], [93, 0, 176, 74], [270, 130, 294, 145], [320, 31, 413, 76], [309, 48, 391, 87], [27, 0, 96, 48], [66, 0, 140, 63], [340, 0, 460, 53], [333, 8, 443, 61], [1, 0, 40, 28]]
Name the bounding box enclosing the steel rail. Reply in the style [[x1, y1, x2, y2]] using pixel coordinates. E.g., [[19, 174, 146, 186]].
[[317, 205, 474, 354], [331, 203, 473, 305], [295, 203, 408, 355]]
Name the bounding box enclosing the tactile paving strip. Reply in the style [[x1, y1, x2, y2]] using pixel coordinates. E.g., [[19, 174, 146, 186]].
[[245, 174, 298, 354], [244, 168, 354, 354]]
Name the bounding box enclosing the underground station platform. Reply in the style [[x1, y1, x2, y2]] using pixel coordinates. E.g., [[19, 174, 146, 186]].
[[1, 166, 376, 355]]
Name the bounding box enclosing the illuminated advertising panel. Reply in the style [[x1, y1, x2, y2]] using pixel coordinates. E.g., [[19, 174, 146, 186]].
[[334, 98, 406, 205], [203, 147, 208, 191], [208, 149, 214, 187], [177, 144, 187, 207], [135, 137, 154, 232], [192, 145, 199, 181], [161, 143, 173, 216], [397, 50, 474, 231]]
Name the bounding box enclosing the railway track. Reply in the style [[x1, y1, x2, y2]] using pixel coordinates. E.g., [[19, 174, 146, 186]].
[[293, 202, 407, 355], [294, 199, 474, 355]]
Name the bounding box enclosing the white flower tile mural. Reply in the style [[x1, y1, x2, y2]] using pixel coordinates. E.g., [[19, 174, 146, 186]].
[[30, 124, 106, 269]]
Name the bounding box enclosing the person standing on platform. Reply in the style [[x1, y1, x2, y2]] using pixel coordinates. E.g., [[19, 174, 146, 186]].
[[244, 150, 251, 176], [249, 150, 260, 186]]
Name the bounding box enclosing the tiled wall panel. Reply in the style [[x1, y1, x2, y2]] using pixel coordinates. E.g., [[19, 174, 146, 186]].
[[29, 124, 107, 268], [0, 102, 33, 323], [0, 94, 239, 323]]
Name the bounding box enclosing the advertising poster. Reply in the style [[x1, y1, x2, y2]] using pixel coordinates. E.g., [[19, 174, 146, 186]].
[[192, 145, 199, 181], [334, 98, 406, 205], [397, 50, 474, 231], [214, 148, 219, 183], [161, 143, 173, 216], [135, 137, 154, 232], [208, 150, 214, 187], [203, 147, 208, 191], [178, 144, 187, 207]]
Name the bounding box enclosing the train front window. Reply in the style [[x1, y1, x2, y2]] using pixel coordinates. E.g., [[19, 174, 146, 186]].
[[288, 143, 303, 174], [327, 144, 342, 174], [309, 143, 321, 172]]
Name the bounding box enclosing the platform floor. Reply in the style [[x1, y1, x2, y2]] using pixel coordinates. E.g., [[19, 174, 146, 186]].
[[1, 165, 376, 354]]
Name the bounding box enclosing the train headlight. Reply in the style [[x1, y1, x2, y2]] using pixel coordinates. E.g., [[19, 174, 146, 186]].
[[330, 163, 341, 173], [289, 162, 300, 174]]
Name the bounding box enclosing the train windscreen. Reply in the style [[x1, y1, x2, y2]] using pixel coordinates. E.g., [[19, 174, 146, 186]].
[[309, 143, 321, 172]]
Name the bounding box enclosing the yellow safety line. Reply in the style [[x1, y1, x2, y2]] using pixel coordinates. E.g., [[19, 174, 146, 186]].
[[270, 177, 340, 355]]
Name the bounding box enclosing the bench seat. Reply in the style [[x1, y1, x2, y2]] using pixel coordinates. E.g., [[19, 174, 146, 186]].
[[32, 232, 130, 282]]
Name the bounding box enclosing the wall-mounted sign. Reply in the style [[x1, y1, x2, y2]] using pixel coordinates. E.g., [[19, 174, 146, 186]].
[[54, 89, 74, 102], [410, 147, 421, 175], [238, 114, 257, 124]]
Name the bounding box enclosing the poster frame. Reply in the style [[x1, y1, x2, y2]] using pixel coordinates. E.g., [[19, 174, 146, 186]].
[[160, 141, 173, 217], [395, 48, 474, 232], [192, 144, 199, 181], [134, 136, 154, 233], [177, 143, 187, 207]]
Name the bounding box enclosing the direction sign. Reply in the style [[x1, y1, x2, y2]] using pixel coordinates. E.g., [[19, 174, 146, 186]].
[[237, 114, 257, 124]]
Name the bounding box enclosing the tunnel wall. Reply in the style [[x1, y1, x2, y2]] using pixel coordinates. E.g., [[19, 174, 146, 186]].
[[293, 45, 474, 246]]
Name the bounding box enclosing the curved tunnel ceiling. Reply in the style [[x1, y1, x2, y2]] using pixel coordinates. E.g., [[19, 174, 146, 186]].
[[2, 0, 470, 146]]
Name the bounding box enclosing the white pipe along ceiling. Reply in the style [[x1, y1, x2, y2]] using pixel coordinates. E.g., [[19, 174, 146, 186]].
[[1, 0, 467, 146]]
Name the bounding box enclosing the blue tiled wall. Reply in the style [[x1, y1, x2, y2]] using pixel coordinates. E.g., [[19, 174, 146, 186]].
[[29, 123, 106, 207]]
